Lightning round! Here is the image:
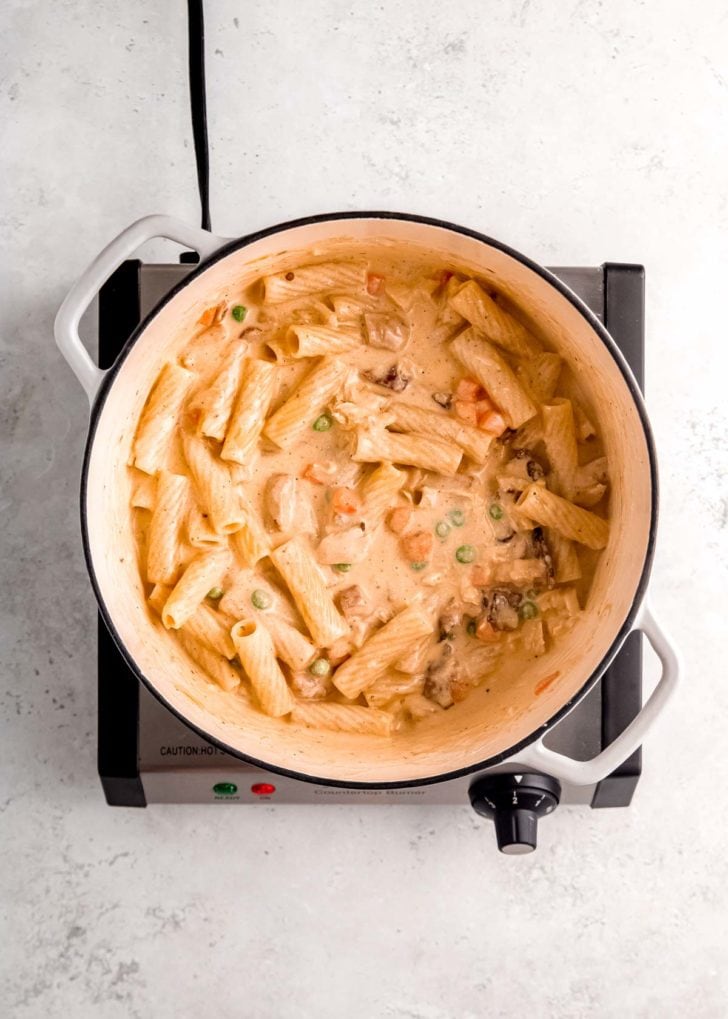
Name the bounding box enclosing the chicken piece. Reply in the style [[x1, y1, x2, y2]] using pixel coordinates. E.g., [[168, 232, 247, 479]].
[[265, 473, 317, 535], [387, 506, 413, 535], [290, 671, 332, 700], [364, 313, 409, 352], [337, 584, 371, 621], [423, 644, 460, 708], [401, 529, 434, 563], [317, 525, 370, 565]]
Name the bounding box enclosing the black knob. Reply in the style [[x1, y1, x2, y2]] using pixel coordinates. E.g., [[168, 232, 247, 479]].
[[469, 772, 561, 855]]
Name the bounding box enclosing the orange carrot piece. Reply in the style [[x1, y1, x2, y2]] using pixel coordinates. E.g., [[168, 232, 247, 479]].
[[455, 377, 483, 402], [476, 618, 500, 643], [331, 487, 362, 516], [366, 273, 384, 295], [478, 410, 507, 436], [387, 506, 412, 535], [401, 529, 434, 562], [454, 401, 478, 425], [197, 306, 217, 327]]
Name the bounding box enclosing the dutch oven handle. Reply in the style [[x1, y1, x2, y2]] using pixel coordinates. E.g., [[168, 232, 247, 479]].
[[54, 214, 230, 405], [512, 601, 680, 786]]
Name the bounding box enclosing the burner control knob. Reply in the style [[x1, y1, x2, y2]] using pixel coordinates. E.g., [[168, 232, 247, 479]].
[[469, 772, 561, 854]]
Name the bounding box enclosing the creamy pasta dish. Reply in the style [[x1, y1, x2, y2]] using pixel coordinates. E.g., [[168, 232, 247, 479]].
[[129, 251, 610, 736]]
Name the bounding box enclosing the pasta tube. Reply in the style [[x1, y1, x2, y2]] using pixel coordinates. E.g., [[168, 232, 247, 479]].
[[353, 428, 462, 476], [360, 462, 406, 529], [270, 537, 349, 647], [196, 342, 247, 441], [130, 470, 157, 510], [263, 357, 348, 449], [133, 363, 195, 474], [230, 619, 294, 717], [448, 280, 538, 358], [187, 503, 226, 548], [182, 431, 244, 535], [162, 550, 231, 629], [388, 401, 493, 463], [541, 399, 578, 498], [229, 489, 271, 566], [182, 602, 236, 659], [221, 359, 277, 464], [451, 329, 537, 429], [291, 701, 396, 736], [146, 471, 190, 585], [547, 529, 582, 583], [518, 352, 562, 402], [263, 261, 367, 303], [517, 484, 609, 550], [264, 615, 317, 671], [282, 324, 362, 358], [178, 631, 241, 693], [332, 605, 433, 699]]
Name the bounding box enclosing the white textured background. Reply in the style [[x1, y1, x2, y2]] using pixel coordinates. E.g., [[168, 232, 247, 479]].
[[2, 1, 727, 1016]]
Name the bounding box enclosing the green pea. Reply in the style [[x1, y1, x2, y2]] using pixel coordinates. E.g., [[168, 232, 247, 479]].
[[309, 658, 331, 677], [410, 561, 428, 571], [312, 413, 333, 432], [448, 508, 465, 527], [333, 563, 352, 573], [519, 601, 539, 620], [455, 544, 476, 564], [251, 589, 272, 610], [435, 520, 451, 539], [466, 618, 477, 637], [231, 304, 247, 322], [207, 587, 224, 600], [489, 503, 504, 520], [525, 588, 538, 600]]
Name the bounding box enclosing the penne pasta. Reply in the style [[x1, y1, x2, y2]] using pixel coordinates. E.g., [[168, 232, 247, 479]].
[[451, 329, 537, 429], [270, 537, 350, 647], [221, 359, 277, 465], [182, 602, 237, 659], [182, 431, 244, 535], [186, 503, 226, 548], [146, 471, 190, 585], [133, 363, 195, 475], [264, 615, 317, 671], [130, 469, 157, 510], [291, 701, 397, 736], [517, 484, 610, 550], [517, 352, 562, 402], [161, 549, 232, 629], [263, 357, 348, 449], [230, 619, 294, 716], [178, 631, 241, 693], [196, 341, 248, 441], [263, 261, 367, 304], [388, 401, 493, 464], [541, 398, 578, 498], [448, 279, 539, 358], [281, 324, 362, 358], [364, 670, 424, 709], [353, 427, 463, 476], [229, 489, 271, 566], [360, 462, 407, 530], [332, 605, 433, 699], [547, 529, 582, 583]]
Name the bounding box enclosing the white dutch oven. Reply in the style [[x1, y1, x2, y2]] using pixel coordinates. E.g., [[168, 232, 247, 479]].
[[55, 212, 679, 788]]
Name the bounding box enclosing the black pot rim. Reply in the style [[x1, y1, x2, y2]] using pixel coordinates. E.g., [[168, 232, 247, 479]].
[[80, 209, 658, 790]]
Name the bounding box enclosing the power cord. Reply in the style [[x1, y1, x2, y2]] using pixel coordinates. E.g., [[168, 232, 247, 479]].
[[187, 0, 211, 232]]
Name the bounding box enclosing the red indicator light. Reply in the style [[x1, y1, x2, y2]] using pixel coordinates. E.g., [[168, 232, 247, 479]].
[[251, 782, 276, 795]]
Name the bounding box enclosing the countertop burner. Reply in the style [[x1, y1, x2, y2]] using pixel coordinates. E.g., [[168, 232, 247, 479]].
[[97, 258, 645, 811]]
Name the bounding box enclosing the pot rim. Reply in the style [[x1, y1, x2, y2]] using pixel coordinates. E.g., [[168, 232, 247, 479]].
[[81, 209, 658, 789]]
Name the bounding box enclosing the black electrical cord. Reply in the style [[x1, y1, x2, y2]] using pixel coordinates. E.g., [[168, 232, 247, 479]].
[[187, 0, 211, 231]]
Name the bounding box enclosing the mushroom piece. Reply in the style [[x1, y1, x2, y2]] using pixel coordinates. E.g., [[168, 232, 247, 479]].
[[423, 643, 460, 708], [438, 601, 461, 641], [530, 526, 555, 587], [362, 363, 411, 393], [486, 589, 522, 631]]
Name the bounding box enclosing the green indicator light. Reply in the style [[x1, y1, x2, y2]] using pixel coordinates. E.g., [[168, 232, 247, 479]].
[[213, 782, 238, 796]]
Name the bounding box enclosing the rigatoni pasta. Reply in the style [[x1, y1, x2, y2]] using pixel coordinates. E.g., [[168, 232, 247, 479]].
[[129, 246, 610, 733]]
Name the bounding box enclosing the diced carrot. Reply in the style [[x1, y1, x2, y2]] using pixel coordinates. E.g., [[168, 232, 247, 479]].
[[401, 529, 434, 562], [478, 410, 507, 436], [367, 273, 384, 295], [476, 618, 500, 643], [455, 377, 484, 402], [197, 306, 217, 327], [474, 397, 495, 417], [303, 462, 336, 485], [331, 487, 362, 516], [387, 506, 412, 535], [454, 401, 478, 426]]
